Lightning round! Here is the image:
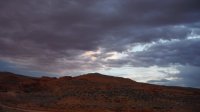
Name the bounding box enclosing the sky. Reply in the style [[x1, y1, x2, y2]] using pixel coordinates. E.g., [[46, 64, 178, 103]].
[[0, 0, 200, 88]]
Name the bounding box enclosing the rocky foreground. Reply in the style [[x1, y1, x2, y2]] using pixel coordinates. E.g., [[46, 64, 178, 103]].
[[0, 72, 200, 112]]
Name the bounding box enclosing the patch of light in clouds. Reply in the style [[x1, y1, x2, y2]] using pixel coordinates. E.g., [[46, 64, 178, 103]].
[[128, 43, 153, 52], [104, 51, 128, 60], [187, 30, 200, 40], [81, 48, 102, 61], [97, 65, 180, 83]]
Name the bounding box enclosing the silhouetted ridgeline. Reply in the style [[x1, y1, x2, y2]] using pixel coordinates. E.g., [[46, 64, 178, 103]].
[[0, 72, 200, 112]]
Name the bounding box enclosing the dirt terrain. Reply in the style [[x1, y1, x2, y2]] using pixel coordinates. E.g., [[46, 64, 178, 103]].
[[0, 72, 200, 112]]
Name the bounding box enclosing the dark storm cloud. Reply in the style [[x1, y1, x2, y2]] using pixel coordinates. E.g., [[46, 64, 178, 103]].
[[123, 0, 200, 26], [0, 0, 200, 75], [0, 0, 102, 51]]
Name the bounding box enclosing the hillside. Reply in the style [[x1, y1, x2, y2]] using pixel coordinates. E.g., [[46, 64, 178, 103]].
[[0, 72, 200, 112]]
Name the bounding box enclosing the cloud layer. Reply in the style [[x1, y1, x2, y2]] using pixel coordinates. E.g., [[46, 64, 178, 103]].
[[0, 0, 200, 87]]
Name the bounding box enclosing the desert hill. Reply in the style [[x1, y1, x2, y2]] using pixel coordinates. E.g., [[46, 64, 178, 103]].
[[0, 72, 200, 112]]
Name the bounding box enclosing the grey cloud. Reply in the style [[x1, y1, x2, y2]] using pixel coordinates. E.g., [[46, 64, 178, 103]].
[[129, 38, 200, 67], [148, 65, 200, 88], [0, 0, 200, 74]]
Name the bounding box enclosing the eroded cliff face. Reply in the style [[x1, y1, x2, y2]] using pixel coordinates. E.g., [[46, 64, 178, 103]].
[[0, 72, 200, 112]]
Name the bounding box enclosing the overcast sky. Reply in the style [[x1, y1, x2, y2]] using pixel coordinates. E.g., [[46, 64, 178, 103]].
[[0, 0, 200, 88]]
